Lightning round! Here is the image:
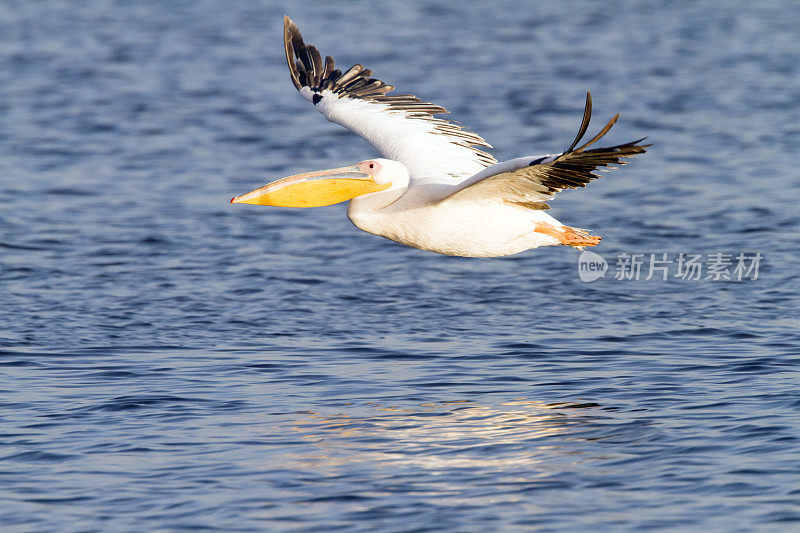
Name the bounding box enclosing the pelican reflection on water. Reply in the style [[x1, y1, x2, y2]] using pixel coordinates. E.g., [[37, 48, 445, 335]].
[[288, 400, 604, 471]]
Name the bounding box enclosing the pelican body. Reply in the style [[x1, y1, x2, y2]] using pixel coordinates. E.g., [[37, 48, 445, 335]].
[[231, 17, 648, 257]]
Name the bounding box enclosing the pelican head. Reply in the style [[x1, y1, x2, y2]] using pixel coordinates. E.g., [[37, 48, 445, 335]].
[[231, 158, 409, 208]]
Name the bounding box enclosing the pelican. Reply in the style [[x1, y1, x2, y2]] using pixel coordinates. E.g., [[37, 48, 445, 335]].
[[231, 17, 649, 257]]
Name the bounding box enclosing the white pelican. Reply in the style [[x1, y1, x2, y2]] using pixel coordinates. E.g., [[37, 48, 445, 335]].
[[231, 17, 648, 257]]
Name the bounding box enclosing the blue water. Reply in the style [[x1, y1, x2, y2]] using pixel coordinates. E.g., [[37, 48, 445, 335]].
[[2, 1, 799, 531]]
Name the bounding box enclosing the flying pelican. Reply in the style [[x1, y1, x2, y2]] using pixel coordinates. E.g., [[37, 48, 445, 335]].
[[231, 16, 648, 257]]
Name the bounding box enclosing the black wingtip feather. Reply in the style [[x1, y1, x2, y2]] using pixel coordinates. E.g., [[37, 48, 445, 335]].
[[575, 113, 619, 153], [525, 96, 650, 193], [565, 91, 592, 154]]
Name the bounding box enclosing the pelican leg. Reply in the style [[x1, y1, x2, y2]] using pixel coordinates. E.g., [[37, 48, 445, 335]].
[[533, 222, 601, 247]]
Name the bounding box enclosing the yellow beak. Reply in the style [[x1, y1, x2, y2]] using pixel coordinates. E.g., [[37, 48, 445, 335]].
[[230, 165, 390, 208]]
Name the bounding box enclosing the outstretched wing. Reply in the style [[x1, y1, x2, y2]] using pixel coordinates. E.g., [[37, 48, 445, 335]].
[[445, 92, 649, 209], [283, 16, 496, 181]]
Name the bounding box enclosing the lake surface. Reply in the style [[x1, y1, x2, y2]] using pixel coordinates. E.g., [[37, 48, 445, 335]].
[[2, 1, 799, 531]]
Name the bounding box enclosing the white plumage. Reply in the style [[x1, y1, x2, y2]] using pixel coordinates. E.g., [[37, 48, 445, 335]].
[[231, 17, 649, 257]]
